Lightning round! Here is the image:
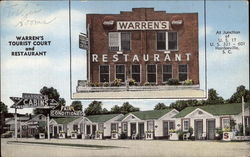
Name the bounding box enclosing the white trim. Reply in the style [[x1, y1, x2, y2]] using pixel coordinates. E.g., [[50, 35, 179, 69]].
[[158, 109, 179, 120], [165, 31, 168, 50], [185, 108, 214, 118], [121, 113, 141, 122]]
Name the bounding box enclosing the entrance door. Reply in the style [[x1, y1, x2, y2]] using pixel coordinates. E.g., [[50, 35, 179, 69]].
[[195, 120, 203, 140], [54, 126, 57, 137], [86, 125, 91, 135], [138, 123, 144, 139], [207, 120, 215, 140], [130, 123, 136, 137], [163, 121, 169, 137], [92, 125, 96, 135]]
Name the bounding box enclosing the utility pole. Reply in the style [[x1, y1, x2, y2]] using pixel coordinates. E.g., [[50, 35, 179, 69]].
[[14, 107, 17, 139], [47, 114, 50, 140], [242, 96, 245, 136]]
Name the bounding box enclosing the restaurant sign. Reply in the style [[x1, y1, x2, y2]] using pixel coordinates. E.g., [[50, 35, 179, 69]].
[[50, 106, 84, 117], [117, 21, 169, 30]]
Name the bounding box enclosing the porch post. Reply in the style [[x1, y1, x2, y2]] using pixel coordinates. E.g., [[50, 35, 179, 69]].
[[47, 114, 50, 140]]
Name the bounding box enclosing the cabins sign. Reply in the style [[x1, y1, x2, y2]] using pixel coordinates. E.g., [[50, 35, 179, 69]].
[[50, 106, 84, 117], [10, 93, 59, 109]]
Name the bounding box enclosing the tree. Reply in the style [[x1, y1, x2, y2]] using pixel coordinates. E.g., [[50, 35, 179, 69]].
[[227, 85, 250, 103], [33, 86, 65, 115], [154, 103, 168, 110], [170, 100, 199, 111], [111, 105, 121, 114], [70, 101, 82, 111], [40, 86, 60, 102], [120, 102, 139, 114], [0, 102, 8, 114], [84, 101, 103, 115], [205, 89, 224, 105], [102, 108, 109, 114]]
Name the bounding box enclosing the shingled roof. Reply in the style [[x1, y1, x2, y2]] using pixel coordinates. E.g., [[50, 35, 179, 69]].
[[119, 108, 174, 121], [53, 117, 80, 124], [86, 114, 121, 123], [174, 103, 250, 118]]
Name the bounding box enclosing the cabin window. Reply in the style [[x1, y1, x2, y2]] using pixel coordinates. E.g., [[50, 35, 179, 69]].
[[183, 120, 189, 131], [111, 123, 118, 131], [169, 121, 175, 130], [98, 123, 104, 131], [222, 118, 230, 129], [147, 121, 154, 131], [123, 123, 127, 132]]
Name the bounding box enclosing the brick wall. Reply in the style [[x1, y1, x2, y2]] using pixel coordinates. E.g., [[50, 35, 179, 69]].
[[87, 8, 199, 85]]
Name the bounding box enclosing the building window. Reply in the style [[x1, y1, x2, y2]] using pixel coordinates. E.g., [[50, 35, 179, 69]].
[[123, 123, 127, 132], [163, 64, 172, 82], [116, 65, 125, 82], [147, 64, 156, 83], [111, 123, 118, 131], [183, 120, 189, 131], [109, 32, 131, 51], [169, 121, 175, 130], [157, 32, 178, 50], [132, 64, 140, 82], [179, 64, 188, 81], [222, 118, 230, 129], [147, 121, 154, 131], [100, 65, 109, 82]]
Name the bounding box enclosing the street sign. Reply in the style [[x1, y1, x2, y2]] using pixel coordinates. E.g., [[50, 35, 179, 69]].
[[79, 33, 88, 50], [22, 93, 48, 100], [10, 93, 59, 109]]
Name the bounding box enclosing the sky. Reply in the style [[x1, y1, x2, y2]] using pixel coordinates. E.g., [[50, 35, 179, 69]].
[[0, 0, 249, 114]]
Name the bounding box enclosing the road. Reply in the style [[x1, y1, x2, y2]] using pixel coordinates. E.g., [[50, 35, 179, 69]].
[[1, 138, 250, 157]]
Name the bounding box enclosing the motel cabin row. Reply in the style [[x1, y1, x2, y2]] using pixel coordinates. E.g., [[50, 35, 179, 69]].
[[49, 103, 250, 140]]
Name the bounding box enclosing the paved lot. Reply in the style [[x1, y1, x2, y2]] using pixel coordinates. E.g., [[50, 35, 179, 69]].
[[1, 138, 250, 157]]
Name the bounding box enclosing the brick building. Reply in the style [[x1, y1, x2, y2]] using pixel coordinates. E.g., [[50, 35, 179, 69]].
[[86, 8, 199, 86]]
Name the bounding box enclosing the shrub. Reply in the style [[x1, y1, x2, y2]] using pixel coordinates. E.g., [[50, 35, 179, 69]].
[[128, 79, 137, 86], [144, 82, 150, 86], [167, 79, 180, 85], [215, 128, 223, 140], [183, 79, 193, 85], [112, 79, 122, 87], [103, 82, 109, 87]]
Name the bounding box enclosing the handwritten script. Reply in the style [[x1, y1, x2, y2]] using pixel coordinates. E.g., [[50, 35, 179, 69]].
[[4, 3, 56, 27]]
